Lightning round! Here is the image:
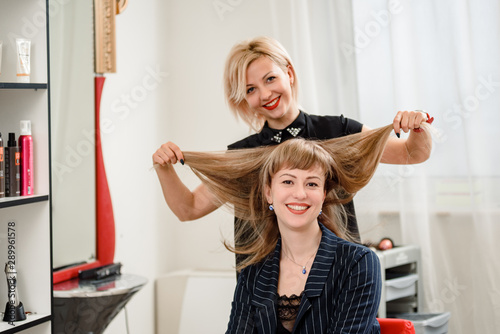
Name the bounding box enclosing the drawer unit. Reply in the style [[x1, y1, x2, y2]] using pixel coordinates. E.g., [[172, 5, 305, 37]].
[[376, 245, 423, 318], [385, 273, 419, 302]]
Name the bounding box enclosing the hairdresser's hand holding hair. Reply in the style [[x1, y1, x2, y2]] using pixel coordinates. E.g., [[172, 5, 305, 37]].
[[180, 124, 415, 333], [153, 141, 184, 166], [153, 141, 218, 221], [366, 109, 433, 165]]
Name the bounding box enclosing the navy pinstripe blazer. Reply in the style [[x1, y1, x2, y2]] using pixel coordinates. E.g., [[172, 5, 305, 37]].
[[226, 223, 381, 334]]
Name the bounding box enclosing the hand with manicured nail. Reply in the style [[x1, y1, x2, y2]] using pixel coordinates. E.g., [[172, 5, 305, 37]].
[[362, 109, 433, 165], [392, 110, 429, 138], [153, 141, 185, 167], [152, 141, 218, 222]]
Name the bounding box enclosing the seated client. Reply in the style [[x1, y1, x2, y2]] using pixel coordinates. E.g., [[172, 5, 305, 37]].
[[178, 123, 430, 333]]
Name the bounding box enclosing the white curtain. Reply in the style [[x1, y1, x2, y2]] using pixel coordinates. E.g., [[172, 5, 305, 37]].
[[268, 0, 499, 332], [268, 0, 360, 120], [350, 0, 500, 333]]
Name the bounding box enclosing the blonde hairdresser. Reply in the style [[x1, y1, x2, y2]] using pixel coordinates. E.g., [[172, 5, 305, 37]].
[[153, 36, 433, 243]]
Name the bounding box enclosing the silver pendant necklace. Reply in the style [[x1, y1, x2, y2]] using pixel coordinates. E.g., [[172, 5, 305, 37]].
[[283, 251, 316, 275]]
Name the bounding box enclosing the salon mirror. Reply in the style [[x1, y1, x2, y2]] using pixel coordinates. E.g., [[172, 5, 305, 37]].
[[50, 1, 96, 271]]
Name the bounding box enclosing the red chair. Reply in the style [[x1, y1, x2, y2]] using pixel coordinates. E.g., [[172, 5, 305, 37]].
[[377, 318, 415, 334]]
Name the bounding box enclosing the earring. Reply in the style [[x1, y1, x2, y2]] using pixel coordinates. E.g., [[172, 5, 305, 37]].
[[318, 210, 322, 216], [269, 204, 274, 211]]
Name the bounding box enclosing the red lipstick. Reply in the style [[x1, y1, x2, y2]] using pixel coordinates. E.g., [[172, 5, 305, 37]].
[[263, 96, 280, 110]]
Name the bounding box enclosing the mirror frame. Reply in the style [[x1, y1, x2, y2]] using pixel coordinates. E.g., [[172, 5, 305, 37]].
[[52, 0, 127, 284]]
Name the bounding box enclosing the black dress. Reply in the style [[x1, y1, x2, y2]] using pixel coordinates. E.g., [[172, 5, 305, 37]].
[[227, 111, 363, 267]]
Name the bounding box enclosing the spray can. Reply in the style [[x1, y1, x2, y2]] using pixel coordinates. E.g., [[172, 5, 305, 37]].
[[5, 133, 20, 197], [19, 121, 33, 196], [0, 133, 4, 198]]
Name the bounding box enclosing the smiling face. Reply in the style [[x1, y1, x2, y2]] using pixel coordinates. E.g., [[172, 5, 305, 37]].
[[265, 165, 326, 233], [245, 56, 299, 129]]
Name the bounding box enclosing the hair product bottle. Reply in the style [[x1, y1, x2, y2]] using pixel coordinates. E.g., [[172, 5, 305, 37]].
[[5, 133, 20, 197], [16, 38, 31, 83], [0, 133, 5, 198], [19, 121, 33, 196]]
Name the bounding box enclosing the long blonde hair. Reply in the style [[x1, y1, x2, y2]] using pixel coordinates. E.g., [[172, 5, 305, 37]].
[[183, 124, 407, 270], [224, 36, 299, 132]]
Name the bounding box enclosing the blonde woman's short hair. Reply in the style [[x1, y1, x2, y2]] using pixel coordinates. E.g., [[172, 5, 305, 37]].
[[224, 36, 299, 131]]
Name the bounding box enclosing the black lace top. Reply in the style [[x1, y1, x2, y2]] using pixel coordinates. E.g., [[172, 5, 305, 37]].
[[276, 292, 304, 333]]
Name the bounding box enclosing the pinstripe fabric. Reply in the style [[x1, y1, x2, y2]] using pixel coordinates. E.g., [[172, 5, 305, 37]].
[[226, 223, 381, 334]]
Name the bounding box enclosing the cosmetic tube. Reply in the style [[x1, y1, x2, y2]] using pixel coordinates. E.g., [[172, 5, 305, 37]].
[[19, 121, 33, 196], [16, 39, 30, 83], [0, 133, 5, 198], [5, 133, 20, 197]]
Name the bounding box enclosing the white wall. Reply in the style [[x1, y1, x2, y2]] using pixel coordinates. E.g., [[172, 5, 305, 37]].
[[98, 1, 170, 332]]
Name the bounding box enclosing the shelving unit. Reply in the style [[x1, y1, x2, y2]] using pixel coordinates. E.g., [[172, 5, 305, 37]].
[[0, 1, 52, 333], [376, 245, 423, 318]]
